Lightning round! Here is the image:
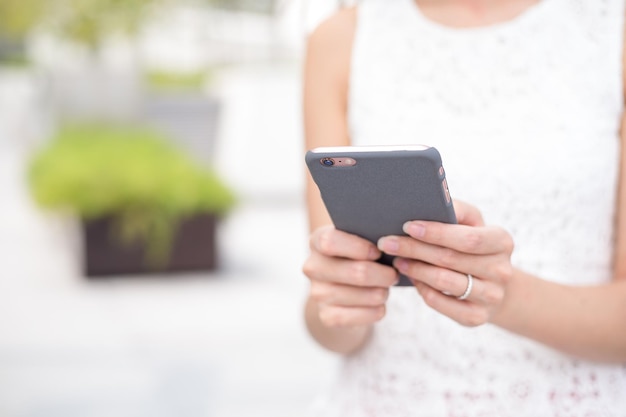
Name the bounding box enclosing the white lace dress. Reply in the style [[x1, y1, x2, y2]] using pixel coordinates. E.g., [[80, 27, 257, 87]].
[[308, 0, 626, 415]]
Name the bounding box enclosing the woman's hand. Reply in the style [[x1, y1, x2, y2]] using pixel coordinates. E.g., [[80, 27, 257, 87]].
[[303, 225, 399, 328], [377, 201, 515, 327]]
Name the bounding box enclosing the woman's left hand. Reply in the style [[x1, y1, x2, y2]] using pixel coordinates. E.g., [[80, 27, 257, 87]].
[[377, 200, 515, 327]]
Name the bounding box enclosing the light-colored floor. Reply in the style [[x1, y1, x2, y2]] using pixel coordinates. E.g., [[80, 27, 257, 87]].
[[0, 147, 336, 417], [0, 63, 337, 417]]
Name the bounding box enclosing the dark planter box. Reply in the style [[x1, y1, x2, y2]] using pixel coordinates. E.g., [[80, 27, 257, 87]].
[[82, 214, 218, 277]]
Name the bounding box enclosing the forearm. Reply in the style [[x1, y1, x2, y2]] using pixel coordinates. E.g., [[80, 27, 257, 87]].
[[305, 297, 372, 355], [491, 269, 626, 363]]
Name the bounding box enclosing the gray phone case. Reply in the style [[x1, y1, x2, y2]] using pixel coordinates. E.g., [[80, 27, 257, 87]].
[[306, 146, 456, 286]]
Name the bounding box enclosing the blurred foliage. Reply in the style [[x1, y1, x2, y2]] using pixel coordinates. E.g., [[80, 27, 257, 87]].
[[0, 0, 46, 62], [45, 0, 163, 50], [0, 50, 31, 67], [0, 0, 161, 52], [145, 70, 211, 92], [0, 0, 46, 41], [0, 0, 275, 56], [29, 123, 236, 263]]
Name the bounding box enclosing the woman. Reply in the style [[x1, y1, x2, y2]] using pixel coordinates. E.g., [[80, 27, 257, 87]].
[[302, 0, 626, 415]]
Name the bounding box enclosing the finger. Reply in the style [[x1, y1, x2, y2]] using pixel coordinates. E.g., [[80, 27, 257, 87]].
[[378, 236, 505, 282], [394, 258, 467, 297], [310, 225, 381, 260], [414, 282, 490, 327], [400, 222, 514, 255], [318, 304, 386, 328], [395, 259, 504, 305], [453, 200, 485, 227], [309, 281, 390, 307], [303, 252, 399, 287]]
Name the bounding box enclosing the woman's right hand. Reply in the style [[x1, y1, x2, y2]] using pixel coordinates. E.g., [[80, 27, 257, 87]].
[[302, 225, 400, 328]]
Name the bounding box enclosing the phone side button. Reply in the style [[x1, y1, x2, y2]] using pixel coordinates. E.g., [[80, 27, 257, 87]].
[[442, 179, 451, 204]]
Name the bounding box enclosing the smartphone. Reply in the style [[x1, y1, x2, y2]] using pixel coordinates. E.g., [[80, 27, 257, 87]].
[[305, 145, 456, 286]]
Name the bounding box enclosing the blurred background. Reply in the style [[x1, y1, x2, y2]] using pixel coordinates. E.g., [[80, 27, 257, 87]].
[[0, 0, 342, 416]]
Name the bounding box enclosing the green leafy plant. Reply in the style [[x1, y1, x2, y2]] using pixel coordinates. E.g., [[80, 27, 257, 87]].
[[28, 123, 235, 264], [145, 70, 211, 92]]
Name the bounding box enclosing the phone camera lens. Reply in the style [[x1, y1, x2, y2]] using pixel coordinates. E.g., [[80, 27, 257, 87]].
[[321, 158, 334, 166]]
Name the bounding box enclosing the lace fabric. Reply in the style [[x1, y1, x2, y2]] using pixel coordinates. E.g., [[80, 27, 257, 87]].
[[309, 0, 626, 415]]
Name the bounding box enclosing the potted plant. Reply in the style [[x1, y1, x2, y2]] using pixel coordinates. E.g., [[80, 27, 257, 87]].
[[28, 123, 236, 277]]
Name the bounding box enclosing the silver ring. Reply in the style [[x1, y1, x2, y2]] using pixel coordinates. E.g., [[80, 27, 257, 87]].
[[457, 274, 473, 300]]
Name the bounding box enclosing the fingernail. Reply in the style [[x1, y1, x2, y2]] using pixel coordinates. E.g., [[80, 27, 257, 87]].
[[378, 237, 399, 253], [368, 246, 381, 260], [404, 222, 425, 238], [394, 258, 408, 273]]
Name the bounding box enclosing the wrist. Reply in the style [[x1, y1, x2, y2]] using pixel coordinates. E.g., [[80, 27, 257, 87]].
[[488, 267, 529, 328]]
